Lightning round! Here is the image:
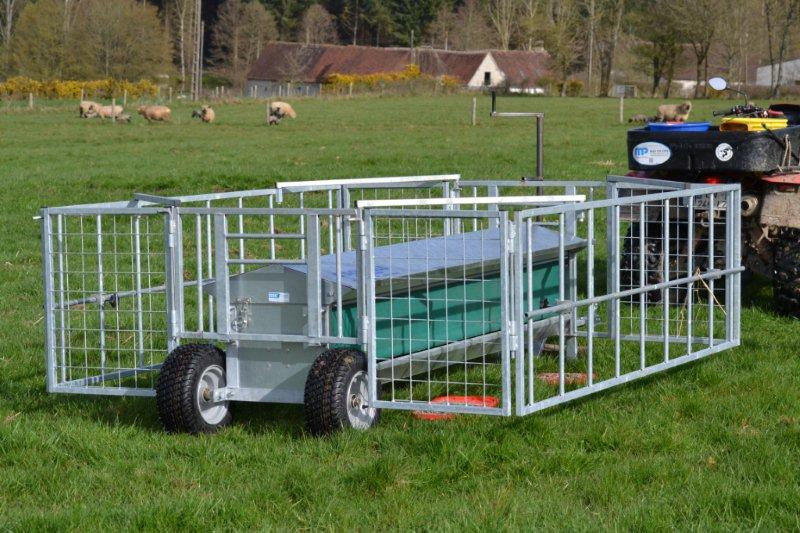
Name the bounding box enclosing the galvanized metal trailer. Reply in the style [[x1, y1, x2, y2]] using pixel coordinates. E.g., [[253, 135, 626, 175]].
[[39, 175, 744, 434]]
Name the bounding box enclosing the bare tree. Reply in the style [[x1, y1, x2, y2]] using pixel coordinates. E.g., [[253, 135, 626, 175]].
[[487, 0, 519, 50], [0, 0, 26, 72], [171, 0, 196, 93], [429, 4, 456, 50], [451, 0, 492, 51], [595, 0, 625, 96], [547, 0, 583, 95], [73, 0, 172, 79], [280, 44, 314, 82], [212, 0, 277, 85], [630, 0, 683, 97], [0, 0, 25, 46], [763, 0, 800, 97], [300, 4, 337, 45], [517, 0, 544, 51], [669, 0, 721, 98]]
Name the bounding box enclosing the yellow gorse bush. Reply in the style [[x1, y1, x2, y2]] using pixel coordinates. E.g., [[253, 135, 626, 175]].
[[325, 64, 460, 92], [0, 77, 159, 99]]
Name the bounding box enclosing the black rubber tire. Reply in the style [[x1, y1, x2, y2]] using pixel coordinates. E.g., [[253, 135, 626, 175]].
[[155, 343, 233, 434], [773, 228, 800, 317], [304, 348, 380, 436], [621, 221, 664, 302], [621, 221, 692, 304]]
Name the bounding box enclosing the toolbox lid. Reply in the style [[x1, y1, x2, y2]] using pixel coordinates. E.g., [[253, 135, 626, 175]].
[[286, 226, 585, 289]]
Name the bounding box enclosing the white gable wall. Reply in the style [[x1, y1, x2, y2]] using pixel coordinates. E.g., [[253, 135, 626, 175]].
[[467, 53, 505, 88], [756, 59, 800, 86]]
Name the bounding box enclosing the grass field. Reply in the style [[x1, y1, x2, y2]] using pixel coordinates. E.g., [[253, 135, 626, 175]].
[[1, 94, 799, 530]]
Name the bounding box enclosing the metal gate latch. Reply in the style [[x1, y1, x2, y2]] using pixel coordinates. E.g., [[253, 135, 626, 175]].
[[230, 297, 252, 332]]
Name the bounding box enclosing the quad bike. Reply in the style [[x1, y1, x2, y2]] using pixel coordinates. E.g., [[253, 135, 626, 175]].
[[624, 76, 800, 315]]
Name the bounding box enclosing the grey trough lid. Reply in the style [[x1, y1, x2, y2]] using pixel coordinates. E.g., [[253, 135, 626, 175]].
[[286, 226, 585, 289]]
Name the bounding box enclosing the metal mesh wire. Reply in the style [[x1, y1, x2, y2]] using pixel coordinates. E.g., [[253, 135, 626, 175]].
[[46, 212, 169, 392]]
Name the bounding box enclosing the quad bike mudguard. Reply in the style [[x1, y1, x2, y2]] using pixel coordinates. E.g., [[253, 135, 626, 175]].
[[627, 125, 800, 174]]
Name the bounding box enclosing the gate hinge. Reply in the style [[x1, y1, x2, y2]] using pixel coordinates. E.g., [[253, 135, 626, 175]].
[[167, 219, 176, 247], [360, 315, 370, 342], [507, 224, 516, 248]]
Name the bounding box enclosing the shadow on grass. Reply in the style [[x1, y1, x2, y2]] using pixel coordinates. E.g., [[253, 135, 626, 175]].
[[9, 379, 311, 438]]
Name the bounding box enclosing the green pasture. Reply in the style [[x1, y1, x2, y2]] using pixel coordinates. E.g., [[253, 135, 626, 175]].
[[0, 94, 798, 530]]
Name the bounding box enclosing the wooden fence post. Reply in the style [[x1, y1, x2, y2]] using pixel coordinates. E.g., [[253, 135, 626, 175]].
[[28, 92, 33, 109], [471, 97, 477, 126], [112, 97, 116, 123], [619, 95, 624, 125]]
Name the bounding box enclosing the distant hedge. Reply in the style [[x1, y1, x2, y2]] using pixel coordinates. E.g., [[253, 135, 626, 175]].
[[0, 77, 159, 99], [324, 64, 461, 95]]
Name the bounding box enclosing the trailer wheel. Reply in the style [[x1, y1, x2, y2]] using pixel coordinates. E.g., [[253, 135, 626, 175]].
[[155, 343, 232, 434], [774, 228, 800, 317], [304, 348, 380, 435]]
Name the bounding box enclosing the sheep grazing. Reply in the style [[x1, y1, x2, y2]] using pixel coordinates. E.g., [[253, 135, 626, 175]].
[[628, 114, 656, 124], [192, 105, 215, 123], [86, 104, 124, 119], [79, 100, 99, 118], [269, 101, 297, 119], [138, 105, 171, 122], [656, 101, 692, 122]]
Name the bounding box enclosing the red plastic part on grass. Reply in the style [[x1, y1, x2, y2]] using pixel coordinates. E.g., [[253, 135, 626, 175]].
[[412, 395, 500, 421]]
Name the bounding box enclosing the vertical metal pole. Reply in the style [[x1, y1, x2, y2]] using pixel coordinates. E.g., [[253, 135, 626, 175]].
[[686, 199, 695, 355], [587, 208, 595, 386], [708, 193, 715, 346], [514, 212, 526, 415], [613, 205, 621, 377], [237, 197, 245, 274], [536, 115, 544, 179], [557, 214, 566, 395], [196, 214, 204, 332], [306, 214, 322, 339], [41, 212, 57, 392], [56, 215, 67, 382], [133, 216, 145, 366], [663, 199, 670, 362], [500, 212, 512, 415], [165, 209, 179, 352], [213, 214, 230, 335], [342, 186, 352, 251], [96, 215, 106, 373], [565, 185, 578, 361]]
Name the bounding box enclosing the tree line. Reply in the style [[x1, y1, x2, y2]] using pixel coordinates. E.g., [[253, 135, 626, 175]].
[[0, 0, 798, 97]]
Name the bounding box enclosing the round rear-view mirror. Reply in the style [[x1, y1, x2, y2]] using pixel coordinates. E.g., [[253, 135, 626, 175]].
[[708, 77, 728, 91]]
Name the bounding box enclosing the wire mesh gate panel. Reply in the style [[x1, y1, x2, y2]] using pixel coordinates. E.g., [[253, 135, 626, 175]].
[[41, 207, 175, 396], [513, 183, 742, 415]]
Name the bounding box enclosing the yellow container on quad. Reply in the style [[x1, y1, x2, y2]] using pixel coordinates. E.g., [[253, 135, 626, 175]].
[[720, 117, 789, 131]]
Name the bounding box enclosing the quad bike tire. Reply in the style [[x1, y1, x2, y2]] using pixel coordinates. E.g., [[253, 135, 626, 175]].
[[773, 228, 800, 317], [620, 221, 689, 304], [304, 348, 380, 436]]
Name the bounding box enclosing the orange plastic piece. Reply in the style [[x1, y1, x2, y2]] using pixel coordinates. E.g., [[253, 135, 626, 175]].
[[412, 395, 500, 421]]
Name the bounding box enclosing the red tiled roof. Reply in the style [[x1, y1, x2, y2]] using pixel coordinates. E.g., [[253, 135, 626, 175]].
[[246, 42, 549, 86], [490, 50, 550, 87]]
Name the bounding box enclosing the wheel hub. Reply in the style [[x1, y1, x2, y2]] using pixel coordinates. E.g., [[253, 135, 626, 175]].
[[196, 364, 229, 426], [345, 370, 376, 430]]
